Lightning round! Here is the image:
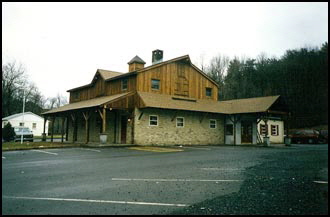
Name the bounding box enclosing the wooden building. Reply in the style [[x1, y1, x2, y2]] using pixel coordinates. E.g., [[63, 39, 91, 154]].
[[42, 50, 289, 145]]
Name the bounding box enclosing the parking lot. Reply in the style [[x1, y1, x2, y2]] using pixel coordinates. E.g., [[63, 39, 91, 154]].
[[2, 144, 328, 214]]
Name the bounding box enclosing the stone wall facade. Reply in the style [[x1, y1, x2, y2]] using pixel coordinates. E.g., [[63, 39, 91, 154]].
[[133, 108, 225, 145]]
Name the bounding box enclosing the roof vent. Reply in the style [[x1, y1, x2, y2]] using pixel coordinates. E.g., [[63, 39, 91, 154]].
[[152, 49, 163, 65]]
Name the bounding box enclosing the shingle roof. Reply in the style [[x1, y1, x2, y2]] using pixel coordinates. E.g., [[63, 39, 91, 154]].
[[127, 55, 146, 64], [42, 92, 130, 115], [97, 69, 123, 80], [137, 92, 280, 114], [2, 112, 44, 120]]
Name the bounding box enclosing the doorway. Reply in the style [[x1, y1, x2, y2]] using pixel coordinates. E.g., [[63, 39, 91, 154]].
[[120, 116, 127, 144], [241, 121, 252, 143]]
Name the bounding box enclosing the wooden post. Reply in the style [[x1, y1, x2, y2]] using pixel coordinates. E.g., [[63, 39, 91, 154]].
[[42, 116, 47, 141], [51, 116, 55, 142], [131, 109, 135, 144], [61, 117, 65, 143], [102, 105, 106, 133], [70, 113, 76, 142], [82, 111, 90, 144], [65, 116, 69, 142]]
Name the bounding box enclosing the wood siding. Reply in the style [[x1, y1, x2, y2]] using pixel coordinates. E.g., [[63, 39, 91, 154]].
[[136, 60, 218, 100]]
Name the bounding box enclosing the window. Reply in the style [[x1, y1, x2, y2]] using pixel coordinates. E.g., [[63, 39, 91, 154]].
[[72, 92, 80, 100], [260, 124, 268, 136], [271, 125, 279, 136], [151, 79, 160, 90], [210, 119, 217, 129], [122, 78, 128, 90], [226, 124, 233, 135], [32, 123, 37, 130], [206, 87, 212, 97], [149, 115, 158, 126], [176, 117, 184, 128], [19, 122, 24, 127]]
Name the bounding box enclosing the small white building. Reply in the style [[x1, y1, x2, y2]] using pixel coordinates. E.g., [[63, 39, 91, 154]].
[[258, 119, 285, 144], [2, 112, 49, 136]]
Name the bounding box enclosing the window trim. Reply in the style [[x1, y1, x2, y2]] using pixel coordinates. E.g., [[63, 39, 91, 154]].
[[176, 117, 185, 128], [32, 123, 37, 130], [209, 119, 217, 129], [151, 79, 160, 90], [149, 115, 158, 126], [260, 124, 268, 136], [122, 78, 128, 91], [206, 87, 212, 97], [271, 124, 279, 136]]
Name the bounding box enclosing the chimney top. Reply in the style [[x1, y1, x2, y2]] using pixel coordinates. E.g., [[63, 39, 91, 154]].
[[152, 49, 163, 65]]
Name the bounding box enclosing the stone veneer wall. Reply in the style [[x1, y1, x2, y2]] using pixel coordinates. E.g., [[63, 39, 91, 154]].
[[133, 108, 225, 145]]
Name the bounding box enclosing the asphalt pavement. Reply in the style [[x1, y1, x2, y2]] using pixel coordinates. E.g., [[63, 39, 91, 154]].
[[2, 144, 328, 215]]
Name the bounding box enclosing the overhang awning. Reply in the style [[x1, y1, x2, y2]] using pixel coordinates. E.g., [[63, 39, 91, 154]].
[[42, 92, 132, 115]]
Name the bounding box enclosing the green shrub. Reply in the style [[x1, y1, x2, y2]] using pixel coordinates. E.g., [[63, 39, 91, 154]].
[[2, 122, 16, 142]]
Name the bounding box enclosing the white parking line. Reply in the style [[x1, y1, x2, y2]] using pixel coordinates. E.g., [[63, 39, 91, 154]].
[[4, 196, 188, 207], [111, 178, 242, 182], [2, 156, 6, 159], [200, 168, 244, 171], [181, 147, 211, 150], [79, 148, 101, 153], [313, 180, 328, 184], [31, 150, 58, 155]]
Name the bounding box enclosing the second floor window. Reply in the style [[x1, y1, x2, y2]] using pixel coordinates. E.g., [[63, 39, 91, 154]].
[[151, 79, 160, 90], [206, 87, 212, 97], [122, 79, 128, 90], [19, 122, 24, 127], [32, 123, 37, 130]]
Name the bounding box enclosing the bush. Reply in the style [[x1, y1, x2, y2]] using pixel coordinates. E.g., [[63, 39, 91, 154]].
[[2, 122, 16, 142]]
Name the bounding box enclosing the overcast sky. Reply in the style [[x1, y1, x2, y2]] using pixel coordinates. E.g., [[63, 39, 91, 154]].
[[2, 2, 328, 100]]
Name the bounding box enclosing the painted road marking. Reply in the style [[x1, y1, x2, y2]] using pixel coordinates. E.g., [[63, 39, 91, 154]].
[[200, 168, 244, 171], [3, 196, 188, 207], [2, 156, 6, 159], [31, 150, 58, 155], [79, 148, 101, 152], [128, 147, 183, 152], [313, 180, 328, 184], [111, 178, 242, 182], [181, 146, 212, 150]]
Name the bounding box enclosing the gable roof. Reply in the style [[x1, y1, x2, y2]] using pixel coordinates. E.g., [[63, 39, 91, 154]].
[[128, 55, 146, 64], [2, 112, 44, 121], [42, 92, 131, 115], [67, 69, 124, 92], [137, 92, 282, 115]]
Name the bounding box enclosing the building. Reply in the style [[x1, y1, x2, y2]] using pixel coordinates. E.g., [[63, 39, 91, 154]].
[[42, 50, 289, 145], [2, 112, 49, 136]]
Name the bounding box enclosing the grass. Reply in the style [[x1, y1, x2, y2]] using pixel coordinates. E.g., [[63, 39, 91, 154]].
[[33, 135, 64, 139], [2, 141, 82, 151]]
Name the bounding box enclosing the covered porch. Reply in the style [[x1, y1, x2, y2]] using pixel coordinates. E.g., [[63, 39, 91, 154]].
[[41, 92, 136, 144]]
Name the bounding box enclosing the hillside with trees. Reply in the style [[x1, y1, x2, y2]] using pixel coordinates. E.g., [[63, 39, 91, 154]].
[[205, 43, 328, 128]]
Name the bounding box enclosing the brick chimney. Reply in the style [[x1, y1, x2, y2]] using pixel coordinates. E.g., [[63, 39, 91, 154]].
[[128, 55, 146, 72], [152, 49, 163, 65]]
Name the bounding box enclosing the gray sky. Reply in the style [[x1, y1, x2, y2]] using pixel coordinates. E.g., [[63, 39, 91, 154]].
[[2, 2, 328, 100]]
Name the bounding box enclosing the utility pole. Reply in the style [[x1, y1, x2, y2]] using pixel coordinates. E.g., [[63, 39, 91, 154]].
[[21, 90, 25, 144]]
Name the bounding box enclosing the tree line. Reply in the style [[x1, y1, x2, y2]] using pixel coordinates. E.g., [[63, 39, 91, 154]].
[[204, 42, 328, 129], [2, 60, 68, 133]]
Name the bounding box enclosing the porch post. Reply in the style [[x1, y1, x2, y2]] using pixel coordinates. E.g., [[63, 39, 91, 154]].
[[102, 105, 106, 133], [42, 116, 47, 141], [65, 116, 69, 142], [70, 113, 76, 143], [82, 111, 90, 144], [233, 115, 236, 145], [61, 117, 65, 143], [51, 116, 55, 142]]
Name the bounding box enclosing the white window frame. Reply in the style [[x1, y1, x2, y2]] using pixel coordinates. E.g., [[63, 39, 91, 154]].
[[149, 115, 158, 126], [209, 119, 217, 129], [176, 117, 185, 128], [271, 125, 279, 136]]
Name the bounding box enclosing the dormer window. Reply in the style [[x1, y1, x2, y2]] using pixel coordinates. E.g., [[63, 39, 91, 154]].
[[151, 79, 160, 90], [206, 87, 212, 97], [122, 78, 128, 90]]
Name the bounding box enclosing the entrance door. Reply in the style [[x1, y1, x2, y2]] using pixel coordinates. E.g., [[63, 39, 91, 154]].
[[120, 116, 127, 144], [241, 121, 252, 143]]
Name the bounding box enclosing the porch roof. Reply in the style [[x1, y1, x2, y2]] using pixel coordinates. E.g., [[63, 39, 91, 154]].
[[137, 92, 281, 115], [42, 92, 130, 115]]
